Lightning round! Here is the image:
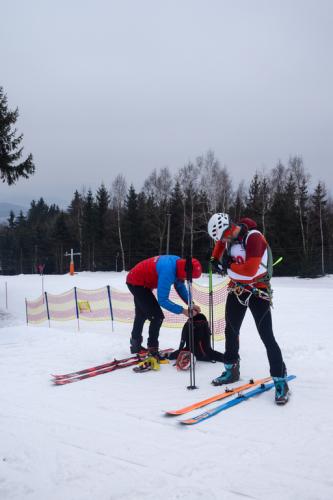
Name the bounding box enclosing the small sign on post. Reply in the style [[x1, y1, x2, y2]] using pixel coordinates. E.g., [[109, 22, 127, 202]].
[[64, 249, 81, 275]]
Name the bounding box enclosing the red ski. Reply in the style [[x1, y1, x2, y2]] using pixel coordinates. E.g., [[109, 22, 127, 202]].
[[52, 349, 173, 385], [52, 354, 143, 380], [52, 359, 140, 385]]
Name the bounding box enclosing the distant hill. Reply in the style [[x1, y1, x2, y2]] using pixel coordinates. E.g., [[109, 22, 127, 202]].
[[0, 202, 28, 224]]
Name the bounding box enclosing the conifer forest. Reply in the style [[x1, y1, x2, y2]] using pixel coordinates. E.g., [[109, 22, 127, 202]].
[[0, 152, 332, 278]]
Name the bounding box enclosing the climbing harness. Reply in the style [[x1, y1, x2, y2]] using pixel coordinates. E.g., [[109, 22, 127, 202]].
[[228, 282, 273, 307]]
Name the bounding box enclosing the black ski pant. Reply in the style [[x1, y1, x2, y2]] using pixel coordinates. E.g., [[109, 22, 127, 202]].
[[127, 284, 164, 348], [224, 291, 286, 377]]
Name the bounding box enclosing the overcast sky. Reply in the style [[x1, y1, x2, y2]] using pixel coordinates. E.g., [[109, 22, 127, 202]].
[[1, 0, 333, 208]]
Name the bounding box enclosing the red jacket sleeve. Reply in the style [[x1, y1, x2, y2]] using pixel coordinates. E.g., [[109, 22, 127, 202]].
[[212, 240, 226, 260]]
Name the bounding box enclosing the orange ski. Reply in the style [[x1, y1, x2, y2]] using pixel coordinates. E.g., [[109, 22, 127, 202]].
[[165, 376, 272, 416]]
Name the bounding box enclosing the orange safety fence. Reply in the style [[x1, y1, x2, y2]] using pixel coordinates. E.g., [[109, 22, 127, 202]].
[[26, 280, 229, 341]]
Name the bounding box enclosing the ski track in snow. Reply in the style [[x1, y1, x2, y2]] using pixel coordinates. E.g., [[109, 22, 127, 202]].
[[0, 273, 333, 500]]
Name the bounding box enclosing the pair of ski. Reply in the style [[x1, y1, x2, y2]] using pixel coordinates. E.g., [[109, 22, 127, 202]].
[[51, 349, 172, 385], [165, 374, 296, 425]]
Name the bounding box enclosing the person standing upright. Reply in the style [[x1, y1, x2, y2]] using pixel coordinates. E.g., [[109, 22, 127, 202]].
[[208, 213, 289, 405]]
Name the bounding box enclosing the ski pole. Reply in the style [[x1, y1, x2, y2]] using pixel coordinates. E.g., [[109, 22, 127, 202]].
[[185, 256, 197, 390], [273, 256, 283, 267], [208, 261, 215, 351]]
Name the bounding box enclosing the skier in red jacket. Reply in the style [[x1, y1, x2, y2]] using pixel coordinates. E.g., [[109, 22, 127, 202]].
[[208, 213, 289, 405], [126, 255, 202, 355]]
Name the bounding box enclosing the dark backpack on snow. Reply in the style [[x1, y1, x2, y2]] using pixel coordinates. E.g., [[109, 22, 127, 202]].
[[169, 313, 224, 363]]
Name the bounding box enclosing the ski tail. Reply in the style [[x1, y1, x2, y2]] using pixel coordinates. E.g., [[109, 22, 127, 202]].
[[53, 359, 140, 385], [52, 356, 138, 380]]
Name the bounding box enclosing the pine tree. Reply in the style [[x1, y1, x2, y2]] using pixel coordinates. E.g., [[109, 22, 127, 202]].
[[95, 183, 110, 240], [246, 173, 262, 224], [82, 190, 97, 271], [28, 198, 51, 226], [268, 174, 299, 275], [15, 210, 33, 273], [95, 183, 111, 269], [1, 211, 18, 273], [326, 197, 333, 274], [124, 184, 145, 268], [51, 212, 71, 273], [232, 181, 246, 222], [140, 193, 160, 257], [0, 87, 35, 184], [67, 190, 84, 268], [26, 198, 59, 273], [7, 210, 15, 229]]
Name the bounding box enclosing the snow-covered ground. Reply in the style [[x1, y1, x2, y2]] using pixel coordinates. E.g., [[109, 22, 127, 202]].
[[1, 272, 333, 500]]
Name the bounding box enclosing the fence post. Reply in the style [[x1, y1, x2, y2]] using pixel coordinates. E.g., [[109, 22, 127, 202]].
[[74, 287, 80, 331], [107, 285, 114, 332], [45, 291, 50, 328], [25, 298, 28, 326]]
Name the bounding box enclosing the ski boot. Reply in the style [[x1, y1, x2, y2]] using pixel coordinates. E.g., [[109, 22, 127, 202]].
[[130, 337, 148, 355], [133, 355, 161, 372], [211, 361, 240, 386], [273, 377, 290, 405], [147, 347, 169, 365]]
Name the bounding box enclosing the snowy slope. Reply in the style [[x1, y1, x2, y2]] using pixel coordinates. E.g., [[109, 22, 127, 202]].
[[1, 273, 333, 500]]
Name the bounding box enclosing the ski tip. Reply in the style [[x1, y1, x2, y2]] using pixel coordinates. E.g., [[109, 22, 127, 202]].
[[164, 411, 181, 416], [179, 418, 197, 425], [51, 373, 74, 379], [52, 378, 71, 386]]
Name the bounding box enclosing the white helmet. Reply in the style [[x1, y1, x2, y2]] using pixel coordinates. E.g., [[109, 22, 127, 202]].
[[208, 213, 230, 241]]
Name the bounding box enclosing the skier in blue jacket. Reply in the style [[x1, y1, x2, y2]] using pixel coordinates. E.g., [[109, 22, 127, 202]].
[[126, 255, 202, 354]]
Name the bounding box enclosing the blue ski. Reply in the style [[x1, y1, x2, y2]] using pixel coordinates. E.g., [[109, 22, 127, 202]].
[[180, 375, 296, 425]]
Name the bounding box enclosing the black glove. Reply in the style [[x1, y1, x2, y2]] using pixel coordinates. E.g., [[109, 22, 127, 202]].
[[221, 252, 233, 271], [210, 254, 233, 275], [210, 257, 225, 275]]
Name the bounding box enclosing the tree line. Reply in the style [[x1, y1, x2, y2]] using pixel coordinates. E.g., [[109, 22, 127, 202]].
[[1, 151, 332, 277], [1, 85, 332, 277]]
